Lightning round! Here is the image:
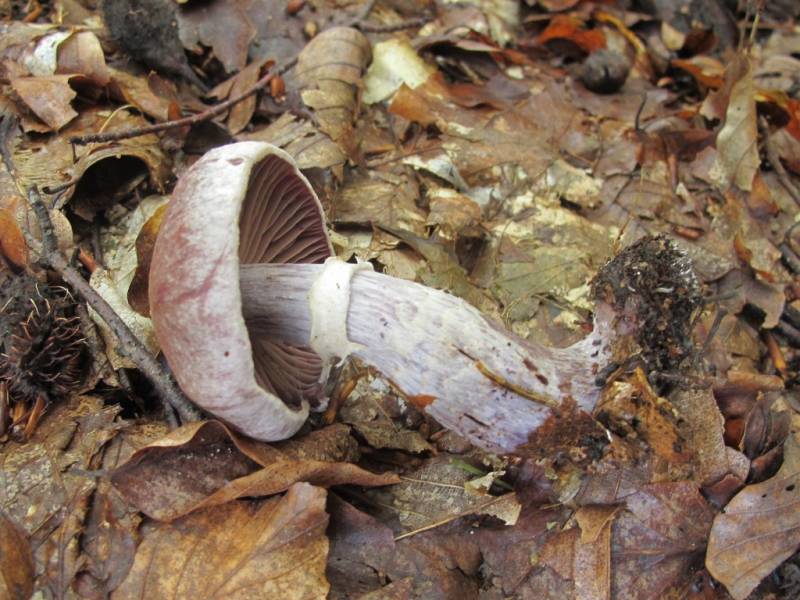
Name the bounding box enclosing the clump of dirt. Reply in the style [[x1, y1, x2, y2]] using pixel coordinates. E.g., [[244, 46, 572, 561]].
[[592, 235, 703, 376]]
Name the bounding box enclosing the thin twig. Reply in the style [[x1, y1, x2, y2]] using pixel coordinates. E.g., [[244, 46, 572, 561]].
[[393, 494, 510, 541], [352, 0, 378, 23], [25, 186, 198, 425], [69, 60, 295, 146], [358, 16, 430, 33], [41, 175, 82, 195]]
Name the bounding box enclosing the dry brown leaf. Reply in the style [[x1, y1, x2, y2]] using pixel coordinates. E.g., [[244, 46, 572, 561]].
[[240, 112, 347, 172], [73, 479, 140, 598], [127, 202, 167, 317], [574, 505, 618, 600], [327, 494, 484, 599], [294, 27, 371, 158], [612, 482, 714, 598], [11, 75, 77, 131], [225, 59, 264, 134], [111, 420, 396, 521], [113, 483, 330, 599], [367, 455, 520, 534], [706, 434, 800, 599], [0, 203, 28, 268], [55, 30, 110, 86], [0, 510, 34, 600], [710, 54, 760, 191], [106, 67, 174, 121], [190, 460, 400, 514], [476, 503, 573, 598], [177, 0, 255, 73], [0, 397, 117, 535], [671, 387, 750, 488], [334, 172, 427, 236]]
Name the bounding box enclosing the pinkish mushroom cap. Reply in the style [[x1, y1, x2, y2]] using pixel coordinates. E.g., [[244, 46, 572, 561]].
[[149, 142, 332, 440]]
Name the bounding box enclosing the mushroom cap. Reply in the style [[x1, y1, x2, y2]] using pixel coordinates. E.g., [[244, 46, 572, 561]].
[[149, 141, 332, 440]]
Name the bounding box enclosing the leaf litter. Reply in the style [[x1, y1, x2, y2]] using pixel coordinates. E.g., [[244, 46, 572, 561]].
[[2, 0, 800, 598]]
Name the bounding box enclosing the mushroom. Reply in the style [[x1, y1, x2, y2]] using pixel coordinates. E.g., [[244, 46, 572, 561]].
[[150, 142, 699, 452], [149, 142, 332, 441]]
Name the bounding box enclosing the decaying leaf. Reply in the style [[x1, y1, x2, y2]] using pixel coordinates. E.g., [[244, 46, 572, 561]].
[[127, 202, 167, 317], [11, 75, 78, 131], [367, 455, 521, 534], [177, 0, 255, 73], [327, 494, 484, 599], [706, 434, 800, 599], [114, 483, 330, 599], [241, 112, 346, 171], [363, 37, 435, 105], [710, 53, 760, 191], [0, 510, 34, 600], [294, 27, 371, 159], [111, 420, 397, 521]]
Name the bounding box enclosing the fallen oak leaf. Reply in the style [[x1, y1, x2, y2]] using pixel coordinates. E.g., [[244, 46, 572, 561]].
[[113, 483, 329, 600], [706, 433, 800, 600]]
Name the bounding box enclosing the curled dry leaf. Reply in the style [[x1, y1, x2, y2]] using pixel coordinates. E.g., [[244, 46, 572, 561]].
[[55, 30, 110, 86], [706, 434, 800, 600], [710, 53, 760, 192], [294, 27, 372, 159], [127, 202, 167, 317], [111, 420, 397, 521], [89, 195, 169, 364], [363, 37, 435, 105], [0, 510, 34, 600], [113, 483, 330, 600], [11, 75, 78, 131], [12, 108, 169, 212]]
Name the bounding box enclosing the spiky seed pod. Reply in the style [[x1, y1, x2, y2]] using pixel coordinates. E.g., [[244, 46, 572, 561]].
[[0, 272, 87, 440]]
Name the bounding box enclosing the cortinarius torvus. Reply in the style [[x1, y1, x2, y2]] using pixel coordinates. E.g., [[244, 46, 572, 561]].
[[150, 142, 700, 452]]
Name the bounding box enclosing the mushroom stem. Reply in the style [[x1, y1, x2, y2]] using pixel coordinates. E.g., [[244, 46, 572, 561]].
[[240, 259, 615, 454]]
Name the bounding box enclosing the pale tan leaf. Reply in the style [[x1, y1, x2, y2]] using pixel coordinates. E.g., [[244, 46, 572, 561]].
[[710, 54, 760, 191]]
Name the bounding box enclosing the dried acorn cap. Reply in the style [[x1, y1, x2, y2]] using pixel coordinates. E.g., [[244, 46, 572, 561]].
[[0, 272, 86, 439]]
